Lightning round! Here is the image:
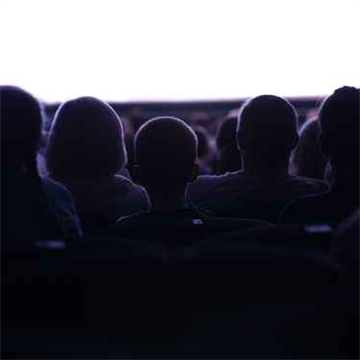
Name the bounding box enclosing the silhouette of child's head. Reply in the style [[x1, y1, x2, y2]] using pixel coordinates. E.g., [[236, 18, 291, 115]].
[[1, 86, 43, 171], [46, 97, 127, 178], [237, 95, 298, 165], [135, 117, 198, 191]]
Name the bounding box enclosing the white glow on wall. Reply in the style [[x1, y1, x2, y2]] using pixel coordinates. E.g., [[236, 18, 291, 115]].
[[0, 0, 359, 102]]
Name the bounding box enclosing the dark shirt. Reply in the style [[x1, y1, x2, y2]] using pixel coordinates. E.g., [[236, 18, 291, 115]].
[[187, 170, 328, 222], [115, 207, 268, 249], [1, 174, 82, 244], [279, 181, 359, 227]]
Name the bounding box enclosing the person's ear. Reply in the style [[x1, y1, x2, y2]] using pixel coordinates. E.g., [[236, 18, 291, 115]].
[[190, 162, 199, 182]]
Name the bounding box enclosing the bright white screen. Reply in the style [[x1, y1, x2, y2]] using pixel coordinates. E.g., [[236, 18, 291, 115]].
[[0, 0, 359, 102]]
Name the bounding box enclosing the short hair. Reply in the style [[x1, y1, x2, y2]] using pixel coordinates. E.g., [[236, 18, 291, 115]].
[[135, 117, 197, 189], [237, 95, 298, 156], [0, 85, 43, 169], [46, 97, 127, 178], [319, 86, 359, 159]]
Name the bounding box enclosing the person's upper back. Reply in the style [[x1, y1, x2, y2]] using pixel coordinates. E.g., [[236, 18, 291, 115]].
[[187, 170, 328, 222], [62, 174, 149, 229]]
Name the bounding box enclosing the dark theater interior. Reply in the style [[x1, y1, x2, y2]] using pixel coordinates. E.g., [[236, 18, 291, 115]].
[[1, 0, 359, 358]]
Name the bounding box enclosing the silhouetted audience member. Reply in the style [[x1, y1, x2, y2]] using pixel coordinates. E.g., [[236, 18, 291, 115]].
[[1, 86, 82, 244], [46, 97, 149, 233], [280, 87, 359, 226], [215, 113, 242, 174], [290, 118, 327, 180], [187, 95, 328, 222], [116, 117, 268, 249], [193, 126, 212, 175]]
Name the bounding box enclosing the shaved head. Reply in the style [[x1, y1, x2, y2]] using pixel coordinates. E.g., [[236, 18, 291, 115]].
[[237, 95, 298, 154], [135, 117, 198, 190]]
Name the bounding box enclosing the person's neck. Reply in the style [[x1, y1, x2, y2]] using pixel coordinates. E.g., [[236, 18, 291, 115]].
[[147, 187, 188, 213], [243, 155, 288, 176]]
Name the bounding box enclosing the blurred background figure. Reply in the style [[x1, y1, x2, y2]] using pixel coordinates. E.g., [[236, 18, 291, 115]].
[[215, 110, 242, 174], [290, 117, 327, 180], [192, 125, 212, 175]]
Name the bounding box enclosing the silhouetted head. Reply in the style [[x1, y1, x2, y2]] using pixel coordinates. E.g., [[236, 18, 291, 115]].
[[291, 118, 326, 179], [237, 95, 298, 169], [135, 117, 198, 192], [319, 86, 359, 178], [1, 86, 63, 237], [1, 86, 43, 172], [46, 97, 127, 179], [216, 114, 241, 173]]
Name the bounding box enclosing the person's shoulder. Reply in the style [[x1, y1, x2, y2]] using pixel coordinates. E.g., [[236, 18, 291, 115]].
[[188, 170, 244, 196], [196, 170, 243, 184], [287, 175, 329, 191], [117, 213, 142, 229], [42, 177, 72, 200], [278, 192, 326, 224], [114, 174, 135, 186], [113, 175, 148, 195], [114, 175, 143, 189]]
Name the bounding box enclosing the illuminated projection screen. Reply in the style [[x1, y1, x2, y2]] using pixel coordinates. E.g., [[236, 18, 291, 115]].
[[1, 0, 359, 102]]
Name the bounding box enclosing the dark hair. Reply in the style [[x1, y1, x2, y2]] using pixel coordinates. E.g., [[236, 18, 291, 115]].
[[1, 86, 42, 169], [0, 86, 61, 238], [319, 86, 359, 160], [237, 95, 298, 159], [46, 97, 127, 179]]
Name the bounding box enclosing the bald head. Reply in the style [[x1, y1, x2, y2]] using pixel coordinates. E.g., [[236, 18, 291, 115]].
[[237, 95, 298, 160], [135, 117, 198, 190]]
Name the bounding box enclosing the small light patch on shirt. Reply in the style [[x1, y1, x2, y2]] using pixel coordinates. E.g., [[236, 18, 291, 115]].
[[192, 219, 204, 226], [305, 224, 333, 234], [36, 240, 66, 249]]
